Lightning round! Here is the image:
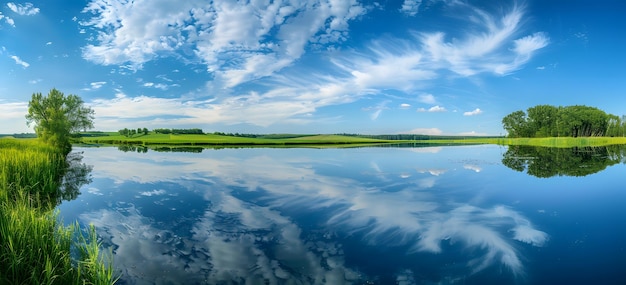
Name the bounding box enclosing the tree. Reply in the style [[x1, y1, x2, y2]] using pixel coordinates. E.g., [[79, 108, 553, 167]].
[[503, 104, 617, 138], [502, 110, 530, 138], [26, 89, 94, 154]]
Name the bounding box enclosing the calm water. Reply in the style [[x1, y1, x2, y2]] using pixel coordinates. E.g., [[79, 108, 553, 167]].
[[57, 145, 626, 285]]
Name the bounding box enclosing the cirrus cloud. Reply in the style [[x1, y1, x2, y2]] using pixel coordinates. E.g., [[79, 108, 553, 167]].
[[7, 2, 40, 16]]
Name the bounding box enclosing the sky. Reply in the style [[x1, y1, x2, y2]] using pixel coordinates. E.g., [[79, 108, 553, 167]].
[[1, 0, 625, 135]]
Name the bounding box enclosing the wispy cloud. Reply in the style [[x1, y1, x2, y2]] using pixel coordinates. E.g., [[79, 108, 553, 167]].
[[10, 55, 29, 68], [417, 105, 446, 112], [73, 1, 545, 131], [82, 81, 107, 91], [364, 101, 390, 120], [418, 93, 437, 104], [400, 0, 422, 16], [463, 108, 483, 116], [7, 2, 40, 16], [399, 103, 411, 109], [80, 0, 367, 87]]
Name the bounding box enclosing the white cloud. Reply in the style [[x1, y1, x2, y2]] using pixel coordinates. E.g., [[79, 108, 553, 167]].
[[463, 108, 483, 116], [81, 0, 367, 86], [513, 32, 549, 56], [0, 101, 29, 133], [417, 105, 446, 112], [7, 2, 40, 16], [139, 189, 166, 196], [10, 55, 29, 68], [399, 103, 411, 109], [0, 12, 15, 26], [406, 128, 443, 135], [418, 93, 437, 104], [463, 164, 482, 172], [400, 0, 422, 16], [28, 78, 42, 84], [73, 1, 546, 131], [91, 81, 106, 89], [45, 41, 52, 46]]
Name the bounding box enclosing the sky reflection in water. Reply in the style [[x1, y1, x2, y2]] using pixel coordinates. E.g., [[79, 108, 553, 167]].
[[56, 145, 626, 284]]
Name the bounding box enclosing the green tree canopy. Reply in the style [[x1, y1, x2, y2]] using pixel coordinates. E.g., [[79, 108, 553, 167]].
[[502, 105, 619, 138], [26, 89, 94, 154]]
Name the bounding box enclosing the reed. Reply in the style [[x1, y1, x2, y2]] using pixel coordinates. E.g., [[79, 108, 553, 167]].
[[0, 138, 117, 284]]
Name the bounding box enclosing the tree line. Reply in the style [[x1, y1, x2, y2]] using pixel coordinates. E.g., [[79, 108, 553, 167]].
[[153, 128, 204, 134], [119, 127, 149, 137], [502, 105, 626, 138]]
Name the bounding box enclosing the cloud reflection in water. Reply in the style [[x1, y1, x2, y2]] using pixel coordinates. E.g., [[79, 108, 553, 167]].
[[70, 146, 547, 283]]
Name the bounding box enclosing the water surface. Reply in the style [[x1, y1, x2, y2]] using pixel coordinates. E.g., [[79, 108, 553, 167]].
[[57, 145, 626, 284]]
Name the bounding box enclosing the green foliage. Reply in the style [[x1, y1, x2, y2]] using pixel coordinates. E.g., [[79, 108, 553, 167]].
[[26, 89, 94, 154], [0, 139, 117, 284], [502, 105, 620, 138], [502, 145, 626, 177], [154, 128, 203, 134]]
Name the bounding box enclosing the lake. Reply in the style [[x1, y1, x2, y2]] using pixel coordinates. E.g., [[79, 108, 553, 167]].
[[56, 145, 626, 284]]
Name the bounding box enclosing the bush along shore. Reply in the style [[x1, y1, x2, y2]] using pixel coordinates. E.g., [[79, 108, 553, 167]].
[[0, 138, 117, 285]]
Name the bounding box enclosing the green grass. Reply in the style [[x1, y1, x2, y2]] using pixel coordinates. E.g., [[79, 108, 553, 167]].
[[80, 132, 626, 148], [419, 137, 626, 147], [80, 133, 392, 146], [0, 138, 117, 285]]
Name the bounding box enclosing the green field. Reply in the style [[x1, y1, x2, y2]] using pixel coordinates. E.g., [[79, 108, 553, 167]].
[[420, 137, 626, 148], [79, 132, 626, 148], [79, 133, 395, 146]]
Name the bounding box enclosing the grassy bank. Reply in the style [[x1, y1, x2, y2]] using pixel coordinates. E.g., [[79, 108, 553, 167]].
[[0, 138, 116, 285], [420, 137, 626, 147], [80, 133, 393, 146], [80, 132, 626, 148]]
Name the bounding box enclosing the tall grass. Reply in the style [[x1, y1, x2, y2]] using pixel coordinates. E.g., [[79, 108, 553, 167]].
[[0, 138, 117, 284], [419, 137, 626, 148]]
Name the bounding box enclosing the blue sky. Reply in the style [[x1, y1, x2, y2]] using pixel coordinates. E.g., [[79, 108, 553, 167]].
[[1, 0, 624, 135]]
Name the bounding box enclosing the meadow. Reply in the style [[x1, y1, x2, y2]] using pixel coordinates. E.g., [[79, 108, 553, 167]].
[[78, 132, 626, 148], [0, 138, 117, 285], [79, 132, 394, 146]]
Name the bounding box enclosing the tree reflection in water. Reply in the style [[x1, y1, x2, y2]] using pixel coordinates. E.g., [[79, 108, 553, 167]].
[[55, 151, 93, 204], [502, 145, 626, 177]]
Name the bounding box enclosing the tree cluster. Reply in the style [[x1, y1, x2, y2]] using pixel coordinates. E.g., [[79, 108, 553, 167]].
[[119, 128, 149, 137], [502, 105, 626, 138], [153, 128, 204, 134]]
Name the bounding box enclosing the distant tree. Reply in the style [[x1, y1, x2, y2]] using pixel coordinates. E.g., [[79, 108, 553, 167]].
[[26, 89, 94, 154], [143, 128, 149, 135], [503, 105, 615, 138]]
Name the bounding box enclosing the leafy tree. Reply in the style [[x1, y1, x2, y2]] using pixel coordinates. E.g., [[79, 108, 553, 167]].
[[26, 89, 94, 154], [503, 104, 615, 138], [527, 105, 559, 137], [143, 127, 149, 135], [502, 110, 530, 138]]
